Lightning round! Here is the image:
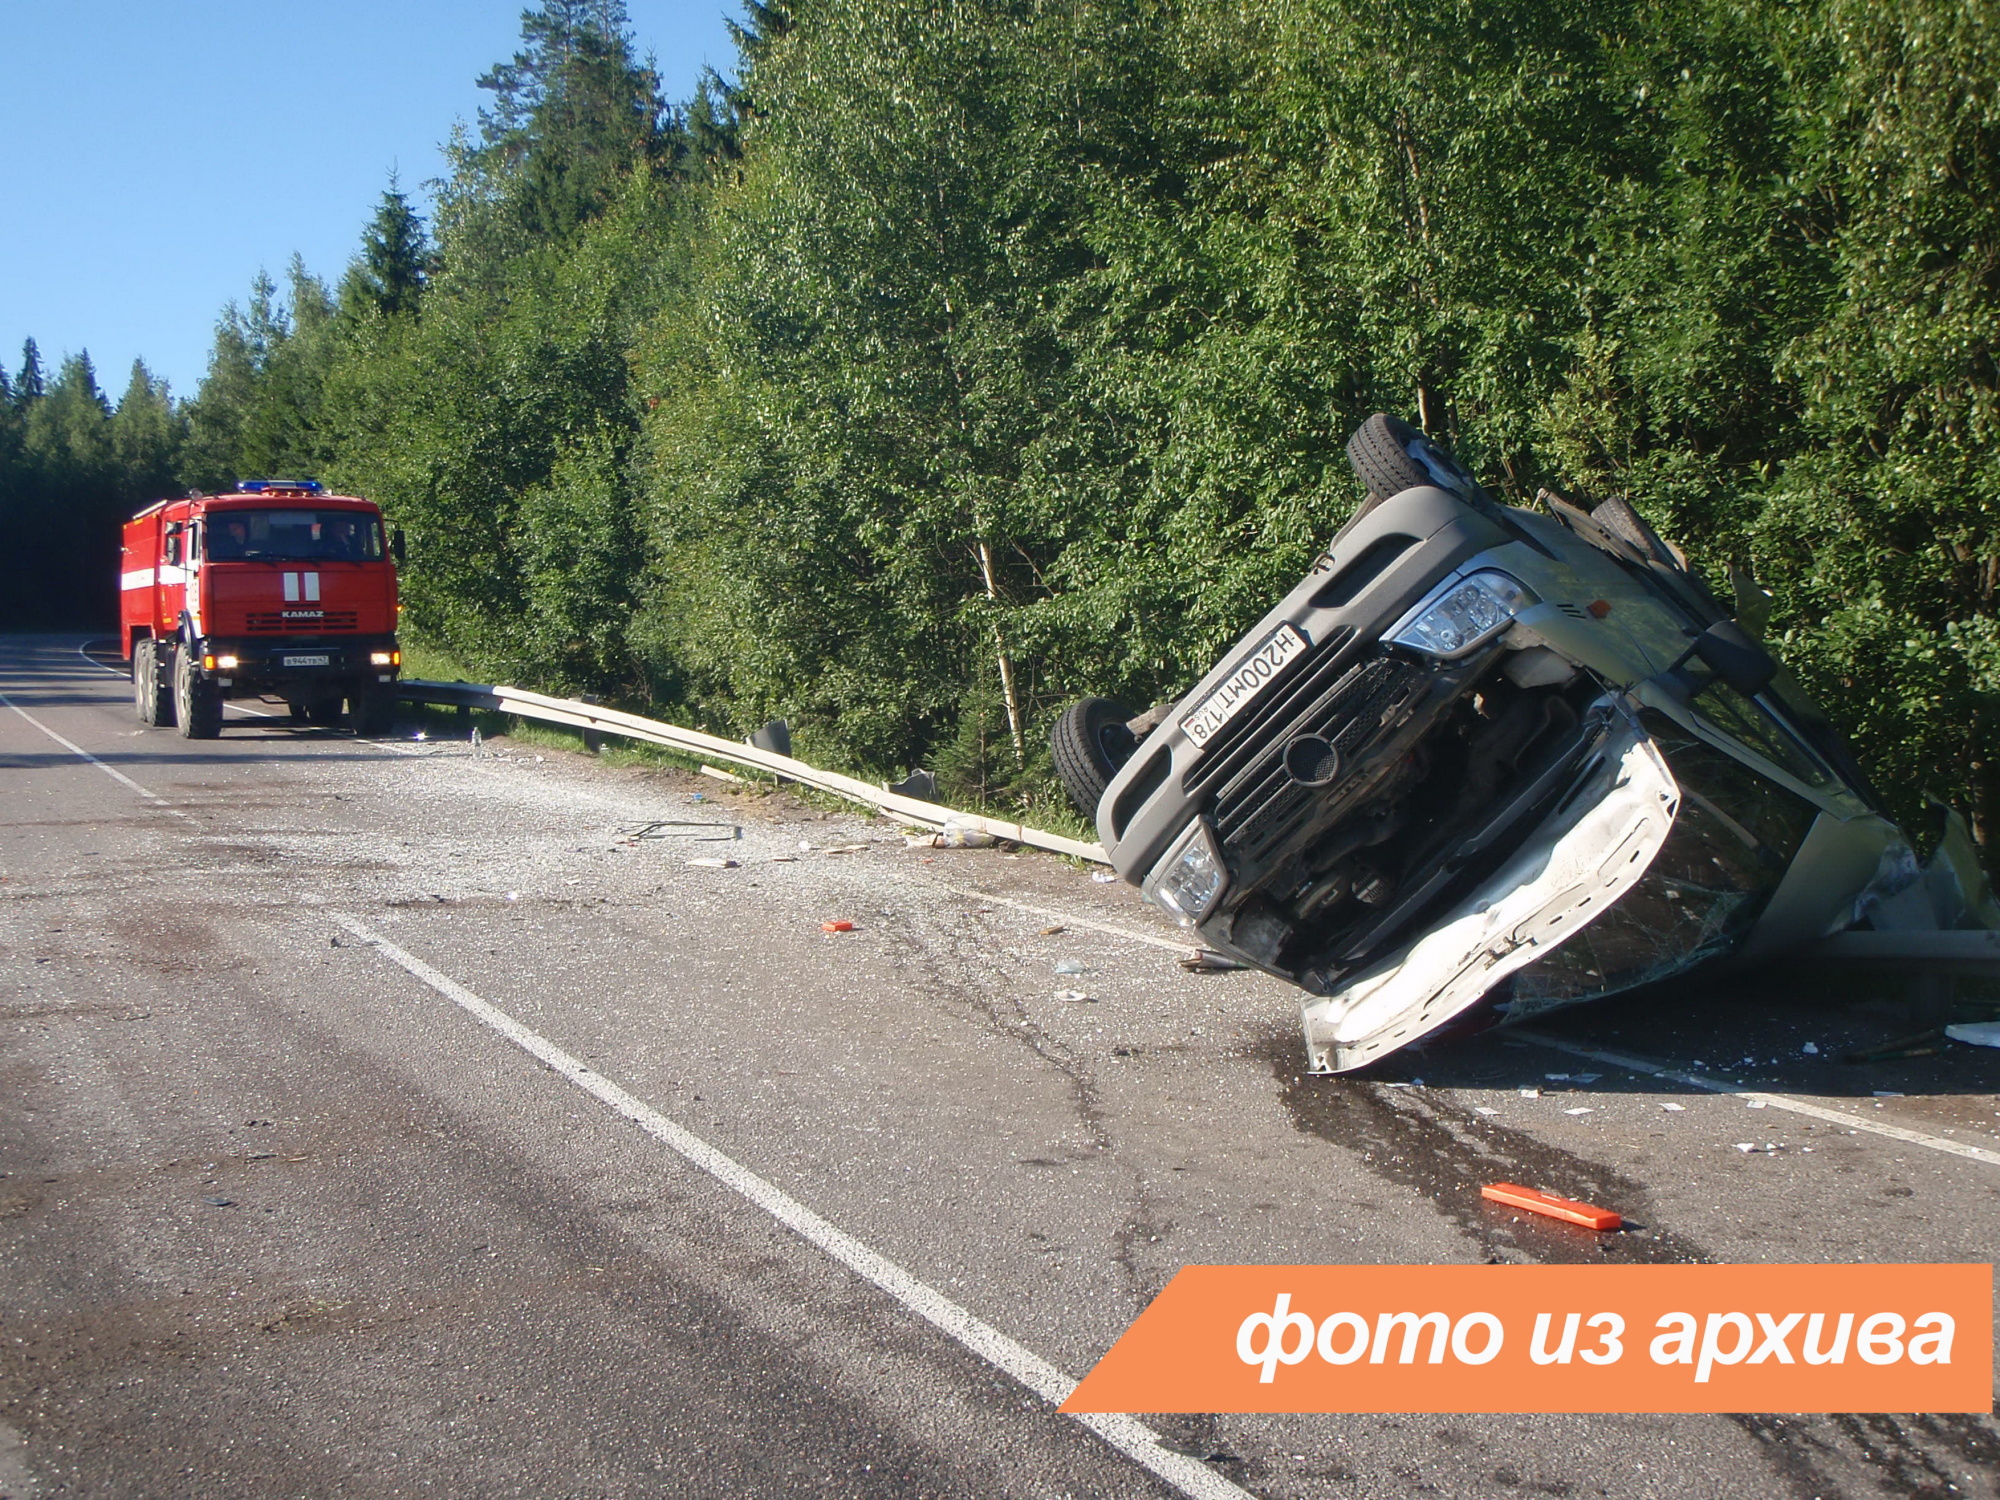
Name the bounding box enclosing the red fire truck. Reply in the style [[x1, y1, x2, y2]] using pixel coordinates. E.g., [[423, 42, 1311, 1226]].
[[120, 481, 403, 738]]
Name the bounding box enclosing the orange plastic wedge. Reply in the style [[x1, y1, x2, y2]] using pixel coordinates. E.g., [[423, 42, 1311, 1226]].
[[1480, 1182, 1622, 1231]]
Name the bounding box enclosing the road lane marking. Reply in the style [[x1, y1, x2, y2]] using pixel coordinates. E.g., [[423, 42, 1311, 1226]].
[[75, 641, 129, 677], [0, 689, 194, 821], [946, 887, 1199, 956], [964, 888, 2000, 1172], [332, 913, 1253, 1500], [1513, 1031, 2000, 1168]]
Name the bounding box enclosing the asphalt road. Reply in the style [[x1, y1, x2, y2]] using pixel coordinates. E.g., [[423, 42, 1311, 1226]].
[[3, 632, 1996, 1500]]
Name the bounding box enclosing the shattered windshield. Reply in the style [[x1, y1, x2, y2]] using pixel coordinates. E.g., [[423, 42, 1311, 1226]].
[[1501, 717, 1820, 1019]]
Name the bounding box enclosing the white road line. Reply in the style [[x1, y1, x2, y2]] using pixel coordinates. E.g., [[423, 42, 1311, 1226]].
[[75, 641, 129, 677], [0, 688, 194, 821], [332, 913, 1252, 1500], [1512, 1030, 2000, 1168], [947, 887, 1199, 957], [955, 886, 2000, 1173]]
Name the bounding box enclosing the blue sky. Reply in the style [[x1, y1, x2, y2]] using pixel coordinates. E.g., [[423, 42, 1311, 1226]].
[[0, 2, 741, 402]]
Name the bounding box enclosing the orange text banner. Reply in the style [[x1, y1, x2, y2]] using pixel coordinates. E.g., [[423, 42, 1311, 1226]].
[[1060, 1264, 1991, 1414]]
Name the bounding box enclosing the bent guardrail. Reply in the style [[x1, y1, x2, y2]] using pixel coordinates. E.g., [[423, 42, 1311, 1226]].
[[397, 678, 1109, 864]]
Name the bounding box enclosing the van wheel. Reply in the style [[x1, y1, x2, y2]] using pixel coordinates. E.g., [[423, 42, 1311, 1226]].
[[173, 647, 222, 739], [1052, 697, 1137, 819], [1591, 497, 1682, 570], [1346, 412, 1479, 504]]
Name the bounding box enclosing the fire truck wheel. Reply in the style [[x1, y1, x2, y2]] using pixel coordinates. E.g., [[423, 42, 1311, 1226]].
[[132, 641, 154, 724], [134, 640, 176, 727], [173, 647, 222, 739], [350, 690, 397, 737]]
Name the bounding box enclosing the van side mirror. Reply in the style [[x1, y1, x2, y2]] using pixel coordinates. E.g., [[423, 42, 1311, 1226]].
[[391, 528, 406, 563], [1690, 620, 1778, 698]]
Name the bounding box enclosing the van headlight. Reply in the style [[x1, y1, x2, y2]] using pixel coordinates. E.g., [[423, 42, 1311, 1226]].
[[1146, 821, 1228, 926], [1384, 570, 1536, 659]]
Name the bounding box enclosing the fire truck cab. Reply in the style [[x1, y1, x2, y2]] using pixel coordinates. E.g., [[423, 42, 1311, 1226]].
[[120, 481, 403, 738]]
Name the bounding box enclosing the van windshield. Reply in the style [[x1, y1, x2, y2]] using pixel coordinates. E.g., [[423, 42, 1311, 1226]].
[[204, 509, 382, 562]]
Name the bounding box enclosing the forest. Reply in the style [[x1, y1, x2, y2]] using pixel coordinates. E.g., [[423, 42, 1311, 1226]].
[[2, 0, 1995, 853]]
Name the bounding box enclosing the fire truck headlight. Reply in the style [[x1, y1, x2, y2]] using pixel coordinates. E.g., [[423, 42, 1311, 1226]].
[[214, 654, 239, 671], [370, 651, 395, 666]]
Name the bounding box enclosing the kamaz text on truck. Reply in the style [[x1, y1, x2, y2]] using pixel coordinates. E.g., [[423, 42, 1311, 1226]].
[[120, 480, 403, 738]]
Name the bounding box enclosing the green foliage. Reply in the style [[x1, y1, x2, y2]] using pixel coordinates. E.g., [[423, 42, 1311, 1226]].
[[14, 0, 1998, 856], [0, 348, 187, 627]]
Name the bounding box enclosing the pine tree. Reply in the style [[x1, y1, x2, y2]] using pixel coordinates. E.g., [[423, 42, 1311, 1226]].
[[110, 360, 185, 503], [340, 183, 430, 318], [15, 339, 45, 406], [471, 0, 670, 238]]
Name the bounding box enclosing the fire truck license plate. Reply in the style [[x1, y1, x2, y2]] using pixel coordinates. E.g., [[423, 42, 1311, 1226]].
[[282, 654, 331, 667]]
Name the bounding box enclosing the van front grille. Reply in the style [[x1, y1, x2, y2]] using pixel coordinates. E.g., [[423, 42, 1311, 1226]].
[[1210, 653, 1430, 865]]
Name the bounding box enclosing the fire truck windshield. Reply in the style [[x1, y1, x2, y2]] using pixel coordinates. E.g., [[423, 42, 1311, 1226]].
[[204, 510, 384, 562]]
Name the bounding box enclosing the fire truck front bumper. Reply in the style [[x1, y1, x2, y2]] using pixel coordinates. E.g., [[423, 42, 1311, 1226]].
[[200, 637, 401, 693]]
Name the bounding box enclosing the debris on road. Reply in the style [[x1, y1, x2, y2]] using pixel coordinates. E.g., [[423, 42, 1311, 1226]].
[[699, 764, 746, 784], [821, 920, 855, 932], [1055, 988, 1097, 1003], [886, 768, 938, 801], [1479, 1182, 1622, 1231], [1842, 1029, 1943, 1062], [1090, 870, 1117, 883], [1178, 950, 1250, 973], [1053, 959, 1090, 975], [1660, 1101, 1686, 1111], [688, 858, 740, 869], [621, 820, 742, 842], [1945, 1021, 2000, 1048]]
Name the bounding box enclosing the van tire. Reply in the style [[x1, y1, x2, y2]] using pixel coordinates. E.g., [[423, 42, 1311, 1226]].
[[1052, 697, 1137, 819], [1591, 497, 1681, 570], [1346, 412, 1480, 505]]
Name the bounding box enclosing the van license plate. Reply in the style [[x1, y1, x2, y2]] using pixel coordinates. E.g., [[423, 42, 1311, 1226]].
[[1180, 623, 1309, 750], [282, 654, 331, 667]]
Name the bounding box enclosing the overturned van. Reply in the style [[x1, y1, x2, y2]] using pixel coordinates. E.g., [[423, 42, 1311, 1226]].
[[1053, 415, 1905, 1073]]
